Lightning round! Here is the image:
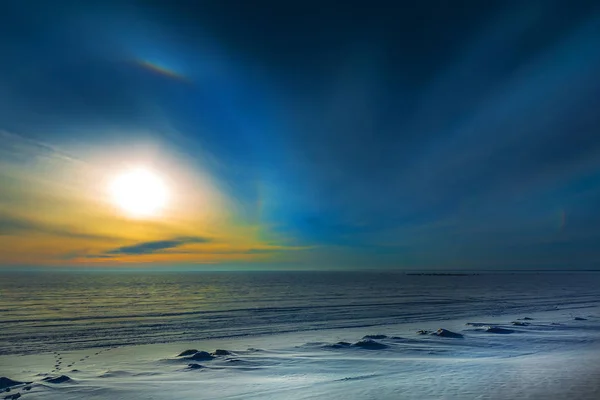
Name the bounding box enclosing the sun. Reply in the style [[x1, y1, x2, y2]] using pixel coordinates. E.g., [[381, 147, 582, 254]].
[[110, 168, 168, 217]]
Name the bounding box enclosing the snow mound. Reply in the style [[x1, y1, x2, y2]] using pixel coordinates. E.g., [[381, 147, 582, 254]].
[[186, 351, 214, 361], [177, 349, 198, 357], [212, 349, 232, 356], [42, 375, 72, 384], [362, 334, 388, 340], [324, 341, 352, 349], [0, 378, 26, 390], [465, 322, 488, 327], [433, 329, 463, 338], [352, 339, 388, 349]]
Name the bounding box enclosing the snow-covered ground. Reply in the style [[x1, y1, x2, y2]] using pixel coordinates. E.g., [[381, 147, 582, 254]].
[[2, 307, 600, 399], [2, 272, 600, 399]]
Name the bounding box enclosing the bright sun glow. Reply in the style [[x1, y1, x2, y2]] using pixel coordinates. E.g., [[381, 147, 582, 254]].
[[110, 168, 168, 217]]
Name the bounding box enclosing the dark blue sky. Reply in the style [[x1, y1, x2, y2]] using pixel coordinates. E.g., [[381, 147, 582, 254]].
[[1, 0, 600, 269]]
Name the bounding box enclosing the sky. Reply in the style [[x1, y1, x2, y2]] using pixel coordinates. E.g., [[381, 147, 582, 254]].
[[1, 0, 600, 270]]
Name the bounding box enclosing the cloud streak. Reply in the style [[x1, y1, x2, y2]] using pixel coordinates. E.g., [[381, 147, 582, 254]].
[[104, 236, 211, 255]]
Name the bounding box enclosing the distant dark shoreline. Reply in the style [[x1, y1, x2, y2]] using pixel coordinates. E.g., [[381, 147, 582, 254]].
[[405, 273, 479, 276]]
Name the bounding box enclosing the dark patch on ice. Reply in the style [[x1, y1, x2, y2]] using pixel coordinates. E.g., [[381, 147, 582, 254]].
[[4, 393, 21, 400], [352, 339, 388, 350], [335, 374, 377, 382], [362, 334, 388, 340], [511, 321, 530, 326], [187, 363, 204, 370], [574, 317, 587, 321], [406, 273, 476, 276], [212, 349, 232, 356], [177, 349, 199, 357], [520, 317, 534, 320], [485, 327, 514, 334], [0, 378, 26, 391], [42, 375, 72, 384], [186, 351, 214, 361], [22, 387, 31, 391], [433, 329, 464, 338], [416, 330, 431, 335]]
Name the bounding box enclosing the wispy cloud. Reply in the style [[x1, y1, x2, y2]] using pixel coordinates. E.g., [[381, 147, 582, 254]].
[[103, 236, 211, 255], [0, 213, 118, 241], [0, 130, 85, 168]]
